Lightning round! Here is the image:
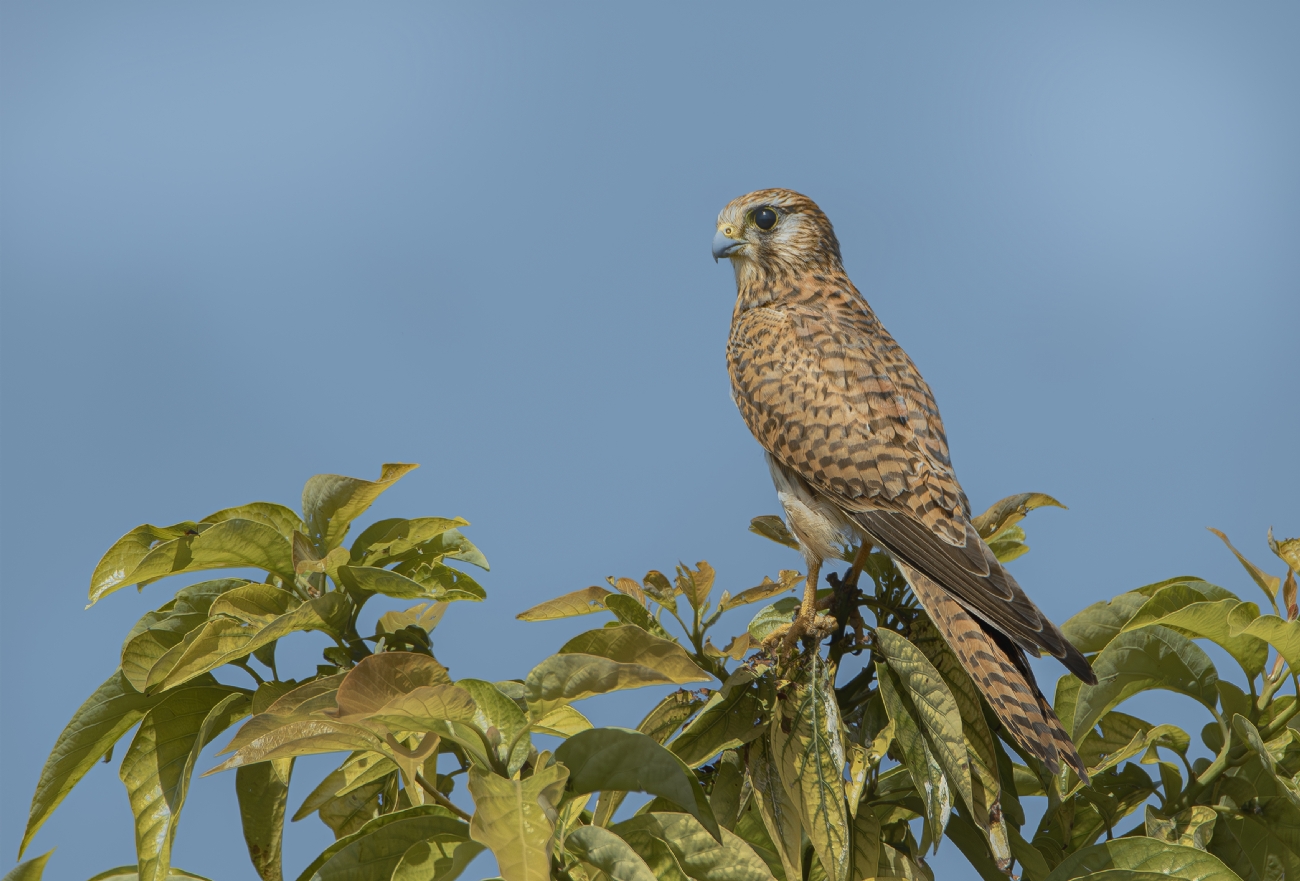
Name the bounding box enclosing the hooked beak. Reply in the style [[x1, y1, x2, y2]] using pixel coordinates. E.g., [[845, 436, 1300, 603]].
[[712, 229, 745, 263]]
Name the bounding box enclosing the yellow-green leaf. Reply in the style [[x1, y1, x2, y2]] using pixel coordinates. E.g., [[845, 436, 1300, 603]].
[[749, 515, 801, 550], [89, 519, 294, 606], [120, 689, 249, 881], [389, 836, 485, 881], [876, 630, 972, 830], [1209, 527, 1281, 607], [84, 868, 213, 881], [877, 662, 950, 841], [1145, 805, 1216, 851], [529, 706, 593, 738], [565, 826, 658, 881], [302, 463, 419, 554], [294, 804, 470, 881], [746, 733, 803, 881], [1121, 583, 1267, 676], [236, 758, 293, 881], [159, 590, 347, 691], [121, 580, 249, 692], [610, 813, 776, 881], [366, 685, 479, 730], [771, 654, 849, 881], [468, 762, 569, 881], [335, 652, 453, 717], [20, 671, 169, 858], [676, 563, 716, 611], [1233, 614, 1300, 666], [1043, 839, 1240, 881], [1061, 591, 1150, 655], [516, 586, 613, 621], [202, 503, 307, 541], [670, 669, 765, 767], [3, 851, 53, 881], [971, 493, 1066, 540], [1072, 626, 1219, 741], [720, 571, 801, 612]]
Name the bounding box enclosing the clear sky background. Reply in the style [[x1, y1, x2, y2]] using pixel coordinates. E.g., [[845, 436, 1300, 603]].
[[2, 4, 1297, 880]]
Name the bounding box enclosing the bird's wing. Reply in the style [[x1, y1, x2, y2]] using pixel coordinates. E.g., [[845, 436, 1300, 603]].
[[728, 303, 1093, 682], [899, 559, 1087, 780]]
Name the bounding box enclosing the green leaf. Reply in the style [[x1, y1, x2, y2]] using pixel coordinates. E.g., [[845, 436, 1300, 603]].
[[745, 733, 803, 881], [875, 630, 973, 830], [516, 586, 613, 621], [1061, 591, 1150, 655], [1121, 584, 1268, 677], [89, 519, 295, 606], [467, 762, 569, 881], [20, 671, 168, 858], [1043, 839, 1241, 881], [3, 851, 53, 881], [302, 463, 419, 553], [1072, 626, 1219, 742], [389, 836, 484, 881], [159, 589, 348, 690], [1209, 527, 1281, 608], [877, 661, 950, 841], [593, 691, 705, 828], [771, 654, 849, 881], [565, 826, 658, 881], [610, 813, 777, 881], [120, 689, 249, 881], [670, 670, 766, 767], [293, 805, 470, 881], [237, 758, 293, 881], [556, 727, 720, 840], [749, 515, 801, 550], [971, 493, 1066, 540]]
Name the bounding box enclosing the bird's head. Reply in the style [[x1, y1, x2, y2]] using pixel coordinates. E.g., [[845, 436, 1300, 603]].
[[712, 188, 843, 283]]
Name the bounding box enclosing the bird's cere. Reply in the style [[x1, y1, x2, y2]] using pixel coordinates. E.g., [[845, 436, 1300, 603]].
[[712, 228, 745, 262]]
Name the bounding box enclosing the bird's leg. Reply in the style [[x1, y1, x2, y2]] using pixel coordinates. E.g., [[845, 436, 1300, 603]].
[[821, 542, 874, 650], [762, 560, 838, 657]]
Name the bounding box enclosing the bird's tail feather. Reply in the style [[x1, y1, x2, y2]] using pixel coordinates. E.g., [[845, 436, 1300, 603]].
[[897, 561, 1089, 783]]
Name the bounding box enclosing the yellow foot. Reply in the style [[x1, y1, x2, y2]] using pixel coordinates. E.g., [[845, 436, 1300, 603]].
[[762, 612, 839, 656]]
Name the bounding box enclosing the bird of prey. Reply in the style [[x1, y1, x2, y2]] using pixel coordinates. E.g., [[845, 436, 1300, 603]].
[[714, 188, 1096, 777]]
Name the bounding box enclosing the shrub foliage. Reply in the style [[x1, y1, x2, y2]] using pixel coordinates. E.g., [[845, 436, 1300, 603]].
[[12, 464, 1300, 881]]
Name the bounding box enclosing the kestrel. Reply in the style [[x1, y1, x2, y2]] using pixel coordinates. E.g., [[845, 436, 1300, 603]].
[[714, 188, 1096, 777]]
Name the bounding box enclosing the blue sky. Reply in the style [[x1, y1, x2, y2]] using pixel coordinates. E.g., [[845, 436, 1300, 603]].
[[2, 4, 1297, 879]]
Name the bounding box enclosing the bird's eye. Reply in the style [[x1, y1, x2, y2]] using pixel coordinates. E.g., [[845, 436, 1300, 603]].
[[753, 207, 777, 230]]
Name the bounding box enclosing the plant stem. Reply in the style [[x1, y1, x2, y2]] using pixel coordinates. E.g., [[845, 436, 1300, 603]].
[[415, 773, 473, 821], [231, 658, 264, 685]]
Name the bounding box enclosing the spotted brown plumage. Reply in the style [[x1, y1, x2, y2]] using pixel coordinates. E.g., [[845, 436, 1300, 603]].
[[715, 188, 1095, 777]]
